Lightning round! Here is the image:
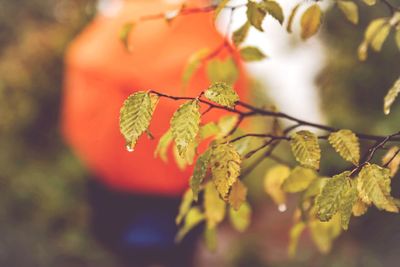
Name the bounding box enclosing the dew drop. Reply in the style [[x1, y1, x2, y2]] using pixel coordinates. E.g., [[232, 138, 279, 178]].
[[278, 203, 287, 213], [126, 144, 134, 152]]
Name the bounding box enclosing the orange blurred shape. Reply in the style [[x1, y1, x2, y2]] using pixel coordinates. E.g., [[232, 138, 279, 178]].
[[61, 0, 249, 196]]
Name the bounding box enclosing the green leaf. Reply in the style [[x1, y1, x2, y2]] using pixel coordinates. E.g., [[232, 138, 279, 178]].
[[210, 143, 242, 199], [229, 202, 251, 232], [260, 0, 284, 25], [154, 129, 173, 162], [119, 22, 135, 51], [300, 4, 322, 40], [232, 21, 250, 46], [204, 82, 239, 108], [182, 48, 210, 87], [214, 0, 229, 20], [264, 164, 291, 205], [362, 0, 376, 5], [337, 1, 359, 24], [228, 180, 248, 210], [204, 182, 226, 228], [247, 1, 266, 31], [290, 130, 321, 170], [120, 92, 158, 151], [383, 76, 400, 115], [316, 171, 357, 229], [171, 100, 201, 156], [190, 148, 212, 201], [288, 222, 306, 258], [328, 129, 360, 165], [175, 207, 205, 242], [287, 3, 301, 33], [357, 164, 399, 212], [176, 189, 194, 225], [282, 166, 318, 193], [239, 46, 267, 62], [206, 57, 239, 85]]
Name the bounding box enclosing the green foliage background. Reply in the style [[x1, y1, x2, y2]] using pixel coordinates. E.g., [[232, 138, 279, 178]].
[[0, 1, 116, 266]]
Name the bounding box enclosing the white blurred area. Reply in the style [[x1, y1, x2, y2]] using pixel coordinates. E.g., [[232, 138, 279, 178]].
[[217, 0, 329, 125]]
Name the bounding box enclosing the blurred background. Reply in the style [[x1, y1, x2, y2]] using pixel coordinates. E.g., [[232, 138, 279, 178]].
[[0, 0, 399, 266]]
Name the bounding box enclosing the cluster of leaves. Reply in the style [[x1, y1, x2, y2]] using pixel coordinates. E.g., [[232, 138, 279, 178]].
[[119, 84, 400, 255], [118, 0, 400, 256]]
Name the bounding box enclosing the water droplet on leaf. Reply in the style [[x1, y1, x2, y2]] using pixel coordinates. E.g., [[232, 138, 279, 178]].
[[126, 144, 134, 152], [278, 203, 287, 212]]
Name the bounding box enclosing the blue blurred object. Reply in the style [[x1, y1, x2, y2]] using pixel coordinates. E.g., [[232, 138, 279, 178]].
[[87, 179, 200, 267]]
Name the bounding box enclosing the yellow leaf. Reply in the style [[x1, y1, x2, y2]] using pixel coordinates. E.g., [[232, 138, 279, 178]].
[[282, 166, 318, 193], [395, 28, 400, 51], [229, 202, 251, 232], [199, 122, 220, 140], [228, 180, 248, 210], [154, 128, 173, 162], [232, 21, 250, 46], [382, 146, 400, 176], [288, 222, 306, 258], [217, 115, 239, 138], [264, 164, 291, 205], [309, 214, 342, 254], [303, 177, 329, 199], [206, 57, 239, 85], [290, 130, 321, 170], [260, 0, 284, 25], [362, 0, 376, 5], [203, 226, 218, 252], [239, 46, 267, 62], [287, 3, 301, 33], [370, 24, 391, 51], [210, 143, 242, 199], [357, 41, 368, 61], [328, 129, 360, 165], [357, 164, 398, 212], [352, 198, 369, 216], [190, 148, 212, 201], [204, 182, 226, 228], [300, 4, 322, 40], [364, 18, 390, 52], [175, 207, 205, 243], [316, 171, 357, 230], [171, 100, 201, 156], [182, 48, 210, 86], [120, 92, 158, 151], [337, 1, 359, 24], [204, 82, 239, 108], [173, 143, 187, 170], [247, 1, 266, 31], [119, 22, 135, 51], [176, 189, 194, 225], [383, 76, 400, 115]]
